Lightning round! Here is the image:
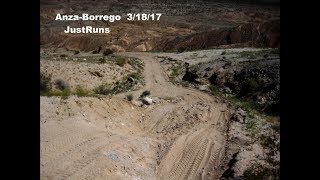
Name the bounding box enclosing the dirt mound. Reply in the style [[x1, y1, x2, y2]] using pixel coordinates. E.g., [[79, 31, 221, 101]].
[[40, 59, 135, 90], [156, 20, 280, 51]]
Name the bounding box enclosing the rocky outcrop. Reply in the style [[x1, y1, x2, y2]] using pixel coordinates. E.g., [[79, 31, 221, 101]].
[[168, 52, 280, 115]]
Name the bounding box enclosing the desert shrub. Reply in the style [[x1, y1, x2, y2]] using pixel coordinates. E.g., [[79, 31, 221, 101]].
[[47, 89, 71, 98], [99, 56, 106, 63], [60, 54, 68, 58], [103, 48, 114, 56], [74, 50, 80, 55], [177, 47, 186, 53], [112, 81, 131, 93], [243, 164, 279, 180], [171, 66, 180, 77], [245, 118, 258, 131], [128, 72, 142, 80], [126, 94, 133, 101], [75, 86, 91, 97], [182, 70, 199, 83], [128, 58, 144, 70], [142, 90, 150, 96], [115, 57, 127, 67], [240, 78, 259, 96], [60, 89, 71, 98], [92, 46, 102, 54], [54, 79, 70, 91], [221, 51, 226, 55], [94, 72, 143, 96], [209, 85, 222, 95], [94, 84, 112, 95], [189, 64, 201, 71], [40, 72, 52, 94], [246, 78, 259, 91], [237, 49, 279, 59], [140, 90, 150, 98], [94, 81, 130, 95], [259, 134, 278, 150]]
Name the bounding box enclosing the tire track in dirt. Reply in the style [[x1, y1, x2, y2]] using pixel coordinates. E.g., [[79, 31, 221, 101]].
[[119, 52, 229, 180], [41, 122, 110, 179], [165, 137, 208, 180]]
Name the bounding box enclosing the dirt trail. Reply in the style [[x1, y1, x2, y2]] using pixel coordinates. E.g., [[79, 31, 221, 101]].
[[41, 52, 230, 180], [119, 52, 229, 179]]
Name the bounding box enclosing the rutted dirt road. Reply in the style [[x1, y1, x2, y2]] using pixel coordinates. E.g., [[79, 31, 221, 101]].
[[41, 52, 230, 180]]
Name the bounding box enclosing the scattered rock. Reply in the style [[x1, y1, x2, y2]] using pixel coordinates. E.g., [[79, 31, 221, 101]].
[[127, 77, 135, 83], [231, 108, 247, 123], [237, 108, 247, 117], [198, 85, 208, 91], [223, 87, 232, 94], [141, 97, 154, 105], [104, 152, 119, 161]]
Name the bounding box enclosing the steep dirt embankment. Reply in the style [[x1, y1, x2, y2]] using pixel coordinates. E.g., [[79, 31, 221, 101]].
[[156, 20, 280, 51], [157, 48, 280, 115], [41, 52, 231, 180]]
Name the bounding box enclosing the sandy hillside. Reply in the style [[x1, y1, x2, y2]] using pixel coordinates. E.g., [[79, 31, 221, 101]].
[[40, 57, 137, 90], [41, 49, 279, 180], [41, 51, 232, 180]]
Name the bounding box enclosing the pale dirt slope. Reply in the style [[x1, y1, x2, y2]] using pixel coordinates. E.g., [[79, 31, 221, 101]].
[[40, 52, 230, 180], [40, 59, 136, 90]]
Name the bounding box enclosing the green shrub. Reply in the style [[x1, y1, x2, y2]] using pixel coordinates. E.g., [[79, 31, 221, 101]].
[[54, 79, 70, 91], [103, 48, 114, 56], [47, 89, 71, 98], [75, 86, 91, 97], [115, 57, 127, 67], [209, 85, 221, 95], [94, 71, 144, 96], [140, 90, 150, 98], [244, 78, 259, 93], [171, 66, 180, 77], [94, 84, 113, 95], [126, 94, 133, 101], [128, 72, 142, 80], [177, 47, 186, 53], [99, 56, 106, 63]]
